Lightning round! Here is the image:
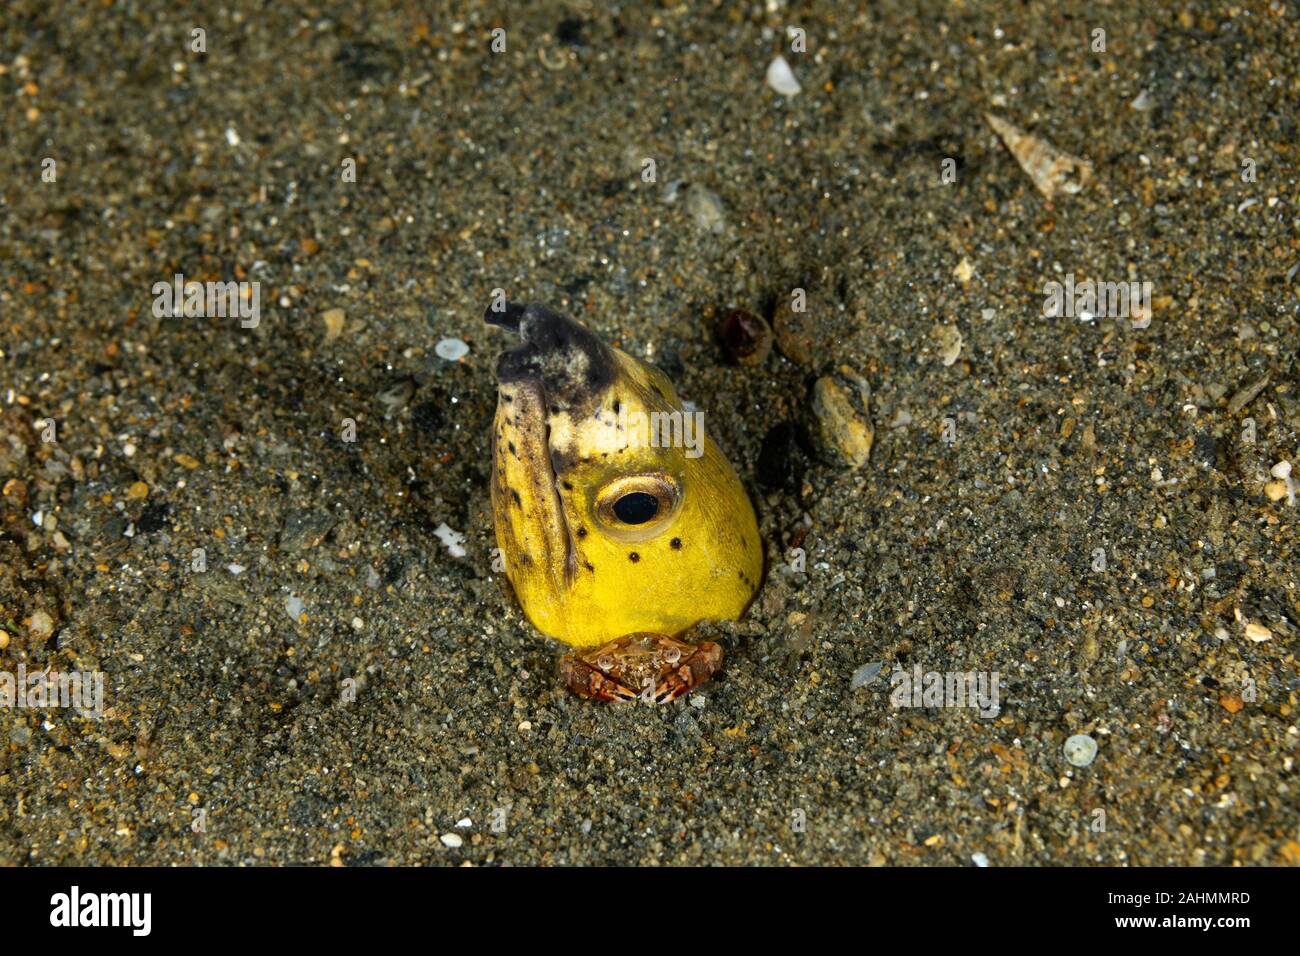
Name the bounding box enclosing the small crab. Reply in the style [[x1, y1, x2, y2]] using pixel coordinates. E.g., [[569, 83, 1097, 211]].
[[559, 633, 722, 703]]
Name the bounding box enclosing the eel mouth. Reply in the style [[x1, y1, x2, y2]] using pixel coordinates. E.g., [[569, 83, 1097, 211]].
[[493, 362, 576, 590]]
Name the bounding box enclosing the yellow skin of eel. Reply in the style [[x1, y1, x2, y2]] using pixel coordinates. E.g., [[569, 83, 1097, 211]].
[[489, 305, 762, 649]]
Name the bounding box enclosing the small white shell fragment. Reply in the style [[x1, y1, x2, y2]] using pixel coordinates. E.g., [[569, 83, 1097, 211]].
[[953, 257, 974, 283], [1268, 460, 1297, 505], [433, 522, 467, 558], [436, 337, 470, 361], [321, 308, 346, 341], [985, 112, 1093, 200], [284, 594, 305, 621], [1244, 621, 1272, 642], [1063, 733, 1098, 767], [1129, 89, 1154, 111], [932, 324, 963, 366], [28, 610, 54, 640], [455, 818, 472, 829], [685, 185, 726, 234], [439, 833, 464, 848], [766, 55, 801, 97], [850, 661, 883, 689], [971, 852, 990, 868]]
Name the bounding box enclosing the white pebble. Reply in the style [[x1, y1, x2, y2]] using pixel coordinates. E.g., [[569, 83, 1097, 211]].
[[1244, 621, 1272, 642], [284, 594, 305, 620], [1270, 460, 1291, 479], [850, 661, 883, 689], [766, 55, 801, 97], [433, 522, 467, 558], [971, 851, 990, 867], [439, 833, 463, 848], [455, 818, 472, 829], [1063, 733, 1098, 767], [435, 338, 469, 361], [685, 186, 726, 234]]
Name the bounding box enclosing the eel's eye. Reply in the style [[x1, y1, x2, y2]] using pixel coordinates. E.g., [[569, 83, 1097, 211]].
[[594, 474, 680, 539], [612, 492, 658, 524]]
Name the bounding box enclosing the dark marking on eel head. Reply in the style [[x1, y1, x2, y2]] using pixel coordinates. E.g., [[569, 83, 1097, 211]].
[[550, 447, 576, 477], [486, 301, 619, 416]]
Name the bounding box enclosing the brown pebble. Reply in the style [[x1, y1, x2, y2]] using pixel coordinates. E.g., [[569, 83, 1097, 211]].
[[1227, 374, 1270, 415], [127, 481, 149, 500], [773, 309, 815, 366], [174, 453, 201, 470], [2, 478, 27, 504]]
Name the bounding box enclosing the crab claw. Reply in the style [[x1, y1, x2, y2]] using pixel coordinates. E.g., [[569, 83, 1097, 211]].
[[559, 633, 723, 703]]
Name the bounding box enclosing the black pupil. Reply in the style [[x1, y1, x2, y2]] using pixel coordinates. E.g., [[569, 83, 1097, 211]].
[[613, 492, 659, 524]]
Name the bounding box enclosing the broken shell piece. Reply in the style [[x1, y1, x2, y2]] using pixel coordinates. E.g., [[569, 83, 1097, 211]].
[[766, 55, 801, 97], [810, 365, 874, 468], [684, 184, 726, 234], [932, 323, 963, 366], [985, 112, 1093, 200], [1129, 89, 1155, 111], [1244, 621, 1272, 642], [1270, 460, 1296, 505]]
